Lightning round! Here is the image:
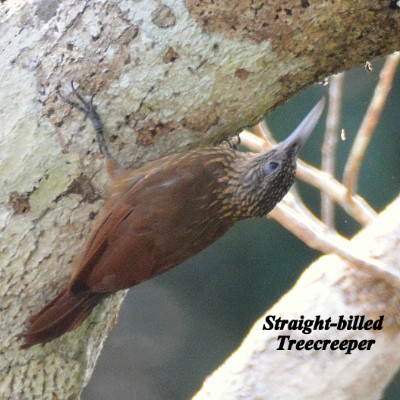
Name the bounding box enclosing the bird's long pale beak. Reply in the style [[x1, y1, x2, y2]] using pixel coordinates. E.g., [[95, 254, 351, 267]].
[[280, 98, 325, 155]]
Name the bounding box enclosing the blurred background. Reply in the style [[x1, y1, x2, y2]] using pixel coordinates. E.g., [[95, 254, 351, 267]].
[[83, 58, 400, 400]]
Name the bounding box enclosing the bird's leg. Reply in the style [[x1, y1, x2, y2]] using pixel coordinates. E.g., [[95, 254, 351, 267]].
[[227, 134, 241, 150], [57, 81, 120, 177]]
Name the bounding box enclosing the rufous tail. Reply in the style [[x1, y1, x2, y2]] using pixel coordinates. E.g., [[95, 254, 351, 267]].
[[20, 289, 107, 348]]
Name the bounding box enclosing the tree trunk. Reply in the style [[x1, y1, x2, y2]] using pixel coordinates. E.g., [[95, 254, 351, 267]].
[[0, 1, 399, 398]]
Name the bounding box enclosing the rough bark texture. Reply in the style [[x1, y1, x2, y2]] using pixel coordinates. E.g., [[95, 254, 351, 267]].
[[0, 0, 399, 398], [193, 196, 400, 400]]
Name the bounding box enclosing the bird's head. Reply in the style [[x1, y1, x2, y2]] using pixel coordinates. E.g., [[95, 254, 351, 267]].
[[233, 98, 325, 218]]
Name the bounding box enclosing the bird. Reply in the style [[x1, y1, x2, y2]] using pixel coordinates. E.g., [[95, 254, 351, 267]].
[[21, 83, 324, 348]]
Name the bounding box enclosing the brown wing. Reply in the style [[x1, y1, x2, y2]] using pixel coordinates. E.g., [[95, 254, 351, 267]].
[[69, 149, 234, 294]]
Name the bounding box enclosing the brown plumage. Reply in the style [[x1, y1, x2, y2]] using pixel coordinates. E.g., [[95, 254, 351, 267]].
[[21, 85, 324, 348]]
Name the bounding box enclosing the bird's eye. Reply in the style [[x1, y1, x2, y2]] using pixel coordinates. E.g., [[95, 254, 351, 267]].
[[264, 161, 280, 176]]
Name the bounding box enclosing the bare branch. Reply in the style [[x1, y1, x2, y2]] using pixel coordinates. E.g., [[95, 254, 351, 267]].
[[298, 161, 376, 226], [269, 199, 400, 287], [343, 52, 400, 195], [240, 109, 400, 288], [321, 72, 344, 228], [253, 120, 275, 144]]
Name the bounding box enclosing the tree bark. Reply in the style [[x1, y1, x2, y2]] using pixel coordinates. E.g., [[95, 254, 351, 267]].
[[0, 1, 399, 398]]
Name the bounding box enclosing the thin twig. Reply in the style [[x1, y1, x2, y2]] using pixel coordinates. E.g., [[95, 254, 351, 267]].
[[269, 200, 400, 287], [241, 129, 270, 151], [321, 72, 344, 229], [240, 130, 376, 225], [253, 120, 275, 144], [343, 52, 400, 196], [298, 160, 376, 226]]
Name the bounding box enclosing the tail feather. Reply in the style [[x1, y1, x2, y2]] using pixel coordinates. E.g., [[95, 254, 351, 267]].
[[20, 289, 107, 348]]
